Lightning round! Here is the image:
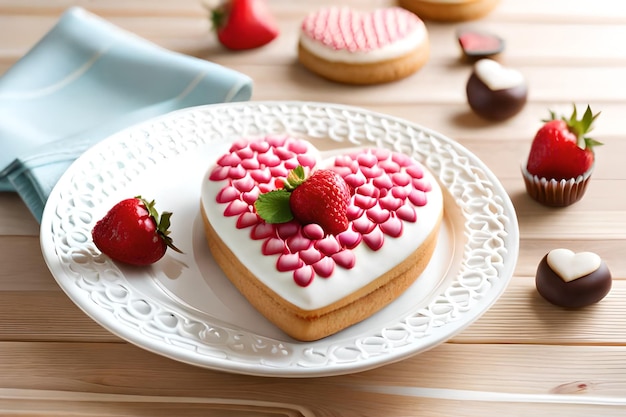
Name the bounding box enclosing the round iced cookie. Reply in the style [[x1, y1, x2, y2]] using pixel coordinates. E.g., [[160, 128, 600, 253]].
[[297, 7, 429, 85], [398, 0, 501, 22]]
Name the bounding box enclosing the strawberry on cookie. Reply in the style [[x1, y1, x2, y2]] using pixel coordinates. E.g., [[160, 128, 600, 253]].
[[522, 105, 602, 207], [255, 166, 352, 236]]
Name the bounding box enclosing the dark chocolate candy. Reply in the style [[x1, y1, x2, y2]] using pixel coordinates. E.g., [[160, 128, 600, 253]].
[[466, 59, 527, 121], [457, 28, 505, 59], [535, 253, 611, 308]]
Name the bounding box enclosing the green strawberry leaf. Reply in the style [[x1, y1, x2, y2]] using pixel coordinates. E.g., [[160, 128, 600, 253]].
[[254, 189, 294, 223], [136, 195, 183, 253], [584, 137, 604, 149], [546, 104, 603, 150], [159, 211, 173, 236], [580, 105, 596, 133], [284, 165, 306, 191]]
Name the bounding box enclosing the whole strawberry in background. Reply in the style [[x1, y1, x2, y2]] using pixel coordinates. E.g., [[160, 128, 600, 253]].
[[523, 105, 602, 207], [208, 0, 279, 50], [255, 166, 352, 236], [92, 196, 182, 266]]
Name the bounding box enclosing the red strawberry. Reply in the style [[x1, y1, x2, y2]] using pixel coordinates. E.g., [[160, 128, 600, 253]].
[[254, 166, 351, 236], [210, 0, 279, 50], [289, 169, 351, 236], [92, 196, 182, 266], [526, 105, 602, 180]]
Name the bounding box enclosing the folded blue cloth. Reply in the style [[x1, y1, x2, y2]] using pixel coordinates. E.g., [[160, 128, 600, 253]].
[[0, 7, 253, 222]]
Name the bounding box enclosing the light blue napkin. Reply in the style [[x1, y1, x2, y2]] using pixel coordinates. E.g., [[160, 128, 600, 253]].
[[0, 7, 253, 222]]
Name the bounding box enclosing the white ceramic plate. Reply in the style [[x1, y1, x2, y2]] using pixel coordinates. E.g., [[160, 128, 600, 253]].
[[41, 102, 518, 377]]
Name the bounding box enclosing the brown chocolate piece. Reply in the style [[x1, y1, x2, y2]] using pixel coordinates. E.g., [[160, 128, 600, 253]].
[[535, 254, 611, 308], [466, 70, 527, 121], [457, 28, 505, 59]]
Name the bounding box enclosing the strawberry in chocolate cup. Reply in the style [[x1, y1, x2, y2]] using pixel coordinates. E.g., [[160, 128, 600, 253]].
[[522, 105, 602, 207]]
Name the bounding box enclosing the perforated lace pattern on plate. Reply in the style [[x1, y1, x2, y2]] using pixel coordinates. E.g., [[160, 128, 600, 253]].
[[41, 102, 518, 377]]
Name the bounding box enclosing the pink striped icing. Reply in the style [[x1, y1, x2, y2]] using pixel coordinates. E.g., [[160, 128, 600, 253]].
[[301, 7, 422, 53]]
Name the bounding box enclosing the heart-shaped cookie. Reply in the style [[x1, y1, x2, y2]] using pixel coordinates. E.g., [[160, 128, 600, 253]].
[[547, 248, 601, 282], [201, 136, 443, 315]]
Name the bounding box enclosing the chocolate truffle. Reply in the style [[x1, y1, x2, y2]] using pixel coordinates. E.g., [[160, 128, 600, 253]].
[[466, 59, 527, 121], [536, 248, 611, 308]]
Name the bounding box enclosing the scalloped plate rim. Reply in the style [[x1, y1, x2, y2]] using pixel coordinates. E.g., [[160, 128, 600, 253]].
[[39, 101, 519, 377]]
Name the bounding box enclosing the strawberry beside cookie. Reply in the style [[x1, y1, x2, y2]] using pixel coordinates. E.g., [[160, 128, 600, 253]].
[[92, 196, 182, 266]]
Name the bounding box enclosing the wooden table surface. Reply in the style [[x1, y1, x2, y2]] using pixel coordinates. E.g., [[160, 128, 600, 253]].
[[2, 0, 626, 415]]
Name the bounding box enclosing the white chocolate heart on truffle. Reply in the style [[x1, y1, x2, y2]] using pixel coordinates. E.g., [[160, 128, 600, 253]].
[[547, 248, 602, 282], [474, 59, 525, 91]]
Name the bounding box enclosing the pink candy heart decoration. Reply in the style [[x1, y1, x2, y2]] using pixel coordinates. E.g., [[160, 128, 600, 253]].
[[209, 136, 433, 287]]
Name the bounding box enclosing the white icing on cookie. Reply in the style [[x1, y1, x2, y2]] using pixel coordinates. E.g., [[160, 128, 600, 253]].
[[202, 137, 444, 311], [299, 7, 427, 64], [547, 248, 602, 283], [474, 59, 524, 91]]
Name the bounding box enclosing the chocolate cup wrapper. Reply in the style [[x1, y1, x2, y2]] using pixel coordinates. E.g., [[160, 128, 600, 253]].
[[521, 164, 592, 207]]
